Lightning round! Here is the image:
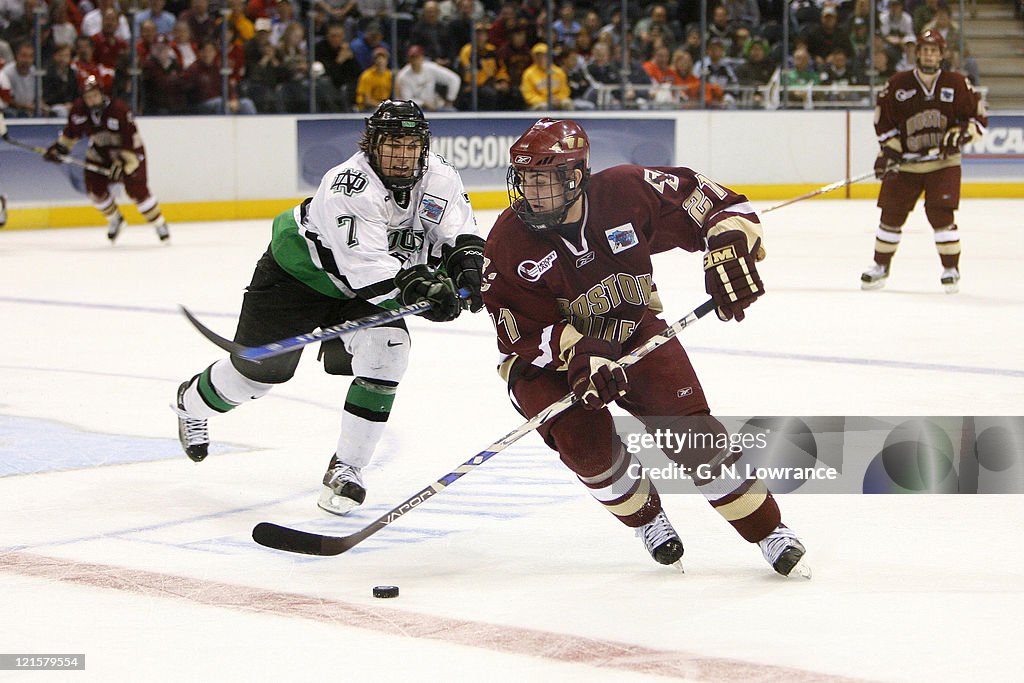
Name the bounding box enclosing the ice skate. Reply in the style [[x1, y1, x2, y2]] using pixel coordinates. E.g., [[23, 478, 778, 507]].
[[173, 381, 209, 462], [107, 213, 126, 242], [636, 510, 684, 569], [860, 262, 889, 290], [155, 219, 170, 242], [941, 267, 960, 294], [758, 524, 811, 579], [318, 455, 366, 515]]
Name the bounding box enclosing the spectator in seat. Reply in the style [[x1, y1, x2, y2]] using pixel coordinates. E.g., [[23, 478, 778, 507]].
[[142, 34, 188, 114], [314, 21, 361, 110], [183, 38, 257, 114], [396, 44, 460, 111], [355, 45, 393, 112], [43, 42, 80, 118], [520, 42, 572, 111]]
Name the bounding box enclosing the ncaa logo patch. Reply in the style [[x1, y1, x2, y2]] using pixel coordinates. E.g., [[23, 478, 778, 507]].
[[517, 250, 557, 282], [419, 193, 448, 224], [940, 87, 955, 103], [605, 224, 638, 253]]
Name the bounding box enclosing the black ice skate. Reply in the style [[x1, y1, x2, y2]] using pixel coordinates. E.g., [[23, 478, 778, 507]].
[[860, 262, 890, 290], [318, 455, 366, 515], [941, 267, 960, 294], [155, 219, 170, 242], [636, 510, 684, 569], [174, 381, 209, 462], [758, 524, 811, 579]]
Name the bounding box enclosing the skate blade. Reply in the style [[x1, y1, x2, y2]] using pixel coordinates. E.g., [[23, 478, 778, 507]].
[[671, 559, 684, 573], [860, 278, 887, 291], [943, 283, 959, 294], [317, 488, 361, 516], [787, 557, 812, 580]]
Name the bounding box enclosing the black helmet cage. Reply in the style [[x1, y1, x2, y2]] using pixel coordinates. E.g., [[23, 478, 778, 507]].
[[360, 100, 431, 191], [507, 161, 588, 230]]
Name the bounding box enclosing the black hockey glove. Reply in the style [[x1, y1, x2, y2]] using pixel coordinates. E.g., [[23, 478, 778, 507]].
[[567, 337, 629, 410], [874, 147, 901, 180], [43, 142, 69, 163], [941, 126, 972, 156], [703, 230, 764, 322], [442, 234, 485, 312], [394, 264, 461, 322]]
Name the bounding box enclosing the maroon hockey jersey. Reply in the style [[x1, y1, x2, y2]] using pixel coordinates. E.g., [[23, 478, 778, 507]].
[[61, 98, 145, 167], [875, 68, 986, 171], [482, 164, 760, 371]]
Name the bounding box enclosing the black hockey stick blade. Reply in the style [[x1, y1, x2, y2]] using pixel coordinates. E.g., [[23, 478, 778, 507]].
[[252, 522, 348, 555], [178, 306, 248, 356]]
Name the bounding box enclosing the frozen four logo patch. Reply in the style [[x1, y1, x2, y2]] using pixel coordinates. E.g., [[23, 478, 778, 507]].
[[518, 250, 558, 282], [940, 87, 955, 103], [605, 224, 638, 254], [419, 193, 448, 224]]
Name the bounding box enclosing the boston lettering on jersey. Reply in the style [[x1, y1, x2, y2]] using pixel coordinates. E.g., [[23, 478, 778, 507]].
[[555, 272, 654, 343]]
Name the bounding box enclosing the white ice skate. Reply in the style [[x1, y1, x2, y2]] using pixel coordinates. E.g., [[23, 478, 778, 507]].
[[318, 456, 366, 516], [941, 267, 960, 294], [860, 262, 890, 290], [173, 381, 209, 462], [636, 510, 684, 570], [107, 213, 126, 242], [155, 219, 170, 242], [758, 524, 811, 579]]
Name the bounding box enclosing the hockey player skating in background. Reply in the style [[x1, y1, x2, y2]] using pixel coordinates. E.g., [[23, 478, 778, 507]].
[[0, 111, 7, 228], [482, 118, 809, 577], [43, 75, 170, 243], [174, 100, 485, 516], [862, 30, 987, 294]]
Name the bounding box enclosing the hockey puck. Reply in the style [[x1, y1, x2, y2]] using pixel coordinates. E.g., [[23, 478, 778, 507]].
[[372, 585, 399, 599]]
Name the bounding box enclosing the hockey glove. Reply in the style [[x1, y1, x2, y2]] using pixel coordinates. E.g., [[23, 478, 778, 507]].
[[394, 264, 461, 322], [442, 234, 485, 312], [703, 230, 764, 322], [567, 337, 629, 410], [874, 147, 901, 180], [941, 126, 972, 156], [108, 158, 125, 182], [43, 142, 70, 163]]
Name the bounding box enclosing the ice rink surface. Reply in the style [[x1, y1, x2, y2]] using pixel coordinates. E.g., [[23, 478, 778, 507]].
[[1, 200, 1022, 682]]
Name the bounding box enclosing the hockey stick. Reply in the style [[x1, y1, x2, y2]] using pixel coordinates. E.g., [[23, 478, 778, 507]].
[[252, 298, 718, 556], [181, 287, 471, 362], [762, 151, 943, 213], [1, 133, 114, 177]]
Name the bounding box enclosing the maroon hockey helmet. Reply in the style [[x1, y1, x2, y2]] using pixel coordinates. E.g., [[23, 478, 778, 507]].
[[507, 119, 591, 230], [80, 74, 110, 115], [917, 29, 947, 53]]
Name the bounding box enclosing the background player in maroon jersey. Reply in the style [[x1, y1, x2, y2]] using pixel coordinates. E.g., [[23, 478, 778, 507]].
[[862, 29, 987, 294], [482, 118, 809, 578], [43, 75, 171, 243]]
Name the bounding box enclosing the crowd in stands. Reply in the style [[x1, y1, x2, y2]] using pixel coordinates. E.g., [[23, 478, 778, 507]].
[[0, 0, 980, 116]]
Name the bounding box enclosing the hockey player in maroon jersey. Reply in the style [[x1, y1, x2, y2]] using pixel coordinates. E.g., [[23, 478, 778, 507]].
[[43, 75, 170, 243], [862, 29, 987, 293], [482, 118, 809, 577]]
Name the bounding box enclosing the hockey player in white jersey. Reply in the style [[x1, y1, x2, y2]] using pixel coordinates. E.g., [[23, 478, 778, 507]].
[[173, 100, 485, 515]]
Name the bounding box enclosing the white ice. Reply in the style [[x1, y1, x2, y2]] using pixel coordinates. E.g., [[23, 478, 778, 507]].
[[1, 201, 1022, 682]]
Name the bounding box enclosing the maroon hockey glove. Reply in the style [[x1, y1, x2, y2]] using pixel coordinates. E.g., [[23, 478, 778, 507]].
[[43, 142, 69, 164], [394, 264, 461, 322], [874, 147, 901, 180], [567, 337, 629, 410], [703, 230, 764, 322], [442, 234, 485, 312], [108, 158, 125, 183], [941, 126, 972, 156]]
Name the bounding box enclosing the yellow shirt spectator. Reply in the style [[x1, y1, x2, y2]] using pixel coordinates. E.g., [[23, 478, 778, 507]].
[[356, 47, 393, 111], [520, 44, 573, 110]]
